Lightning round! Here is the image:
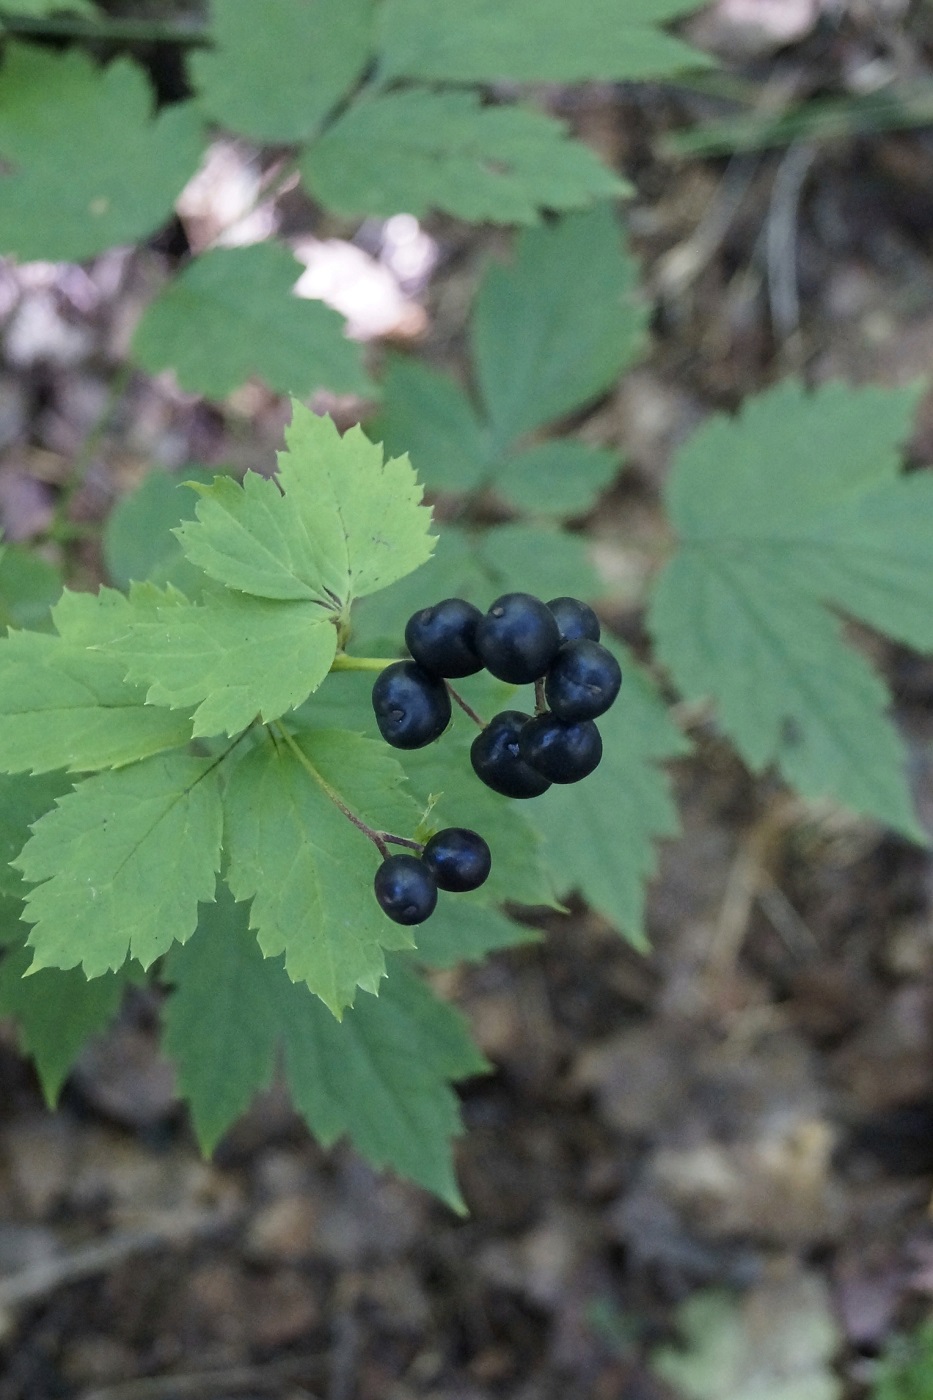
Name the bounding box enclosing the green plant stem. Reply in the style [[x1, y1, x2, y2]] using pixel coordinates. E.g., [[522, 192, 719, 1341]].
[[330, 654, 396, 673], [0, 15, 209, 44], [271, 721, 421, 861], [534, 679, 548, 717], [446, 682, 486, 729]]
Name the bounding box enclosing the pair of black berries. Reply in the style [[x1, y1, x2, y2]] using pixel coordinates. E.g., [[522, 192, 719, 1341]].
[[370, 593, 622, 924], [373, 827, 491, 926]]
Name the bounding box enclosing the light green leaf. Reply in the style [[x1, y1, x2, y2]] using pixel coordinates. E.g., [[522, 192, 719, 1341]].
[[378, 0, 706, 84], [0, 771, 71, 897], [529, 647, 687, 946], [303, 88, 624, 224], [651, 1274, 842, 1400], [107, 586, 338, 738], [0, 44, 204, 262], [371, 355, 491, 495], [163, 890, 486, 1204], [192, 0, 372, 142], [0, 624, 193, 775], [179, 403, 435, 608], [0, 545, 62, 631], [0, 924, 124, 1104], [413, 898, 539, 968], [499, 440, 620, 516], [472, 205, 646, 445], [15, 752, 224, 976], [223, 729, 422, 1014], [132, 244, 372, 401], [103, 467, 219, 591], [648, 382, 929, 837]]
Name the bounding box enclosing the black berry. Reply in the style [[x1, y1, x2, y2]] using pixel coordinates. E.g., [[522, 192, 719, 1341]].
[[519, 714, 603, 784], [546, 596, 600, 644], [422, 827, 492, 892], [475, 592, 561, 685], [404, 597, 484, 678], [470, 710, 552, 799], [545, 640, 622, 722], [374, 854, 438, 925], [372, 661, 451, 749]]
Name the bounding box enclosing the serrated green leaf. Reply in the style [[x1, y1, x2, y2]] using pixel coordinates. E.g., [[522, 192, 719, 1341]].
[[0, 624, 193, 775], [648, 382, 930, 838], [529, 647, 687, 946], [303, 88, 624, 224], [0, 44, 204, 262], [412, 898, 539, 968], [103, 467, 219, 591], [473, 205, 646, 446], [163, 890, 486, 1204], [0, 545, 62, 631], [371, 356, 491, 495], [223, 729, 422, 1014], [498, 440, 620, 516], [0, 771, 70, 897], [15, 752, 223, 976], [106, 587, 338, 738], [192, 0, 372, 143], [378, 0, 706, 84], [0, 923, 124, 1104], [132, 244, 372, 401], [179, 403, 435, 608]]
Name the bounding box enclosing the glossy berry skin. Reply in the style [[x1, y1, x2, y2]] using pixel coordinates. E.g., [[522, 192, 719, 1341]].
[[372, 661, 451, 749], [374, 854, 438, 925], [422, 828, 492, 892], [475, 593, 561, 685], [545, 640, 622, 722], [470, 710, 552, 799], [404, 598, 484, 678], [519, 714, 603, 784], [546, 596, 601, 644]]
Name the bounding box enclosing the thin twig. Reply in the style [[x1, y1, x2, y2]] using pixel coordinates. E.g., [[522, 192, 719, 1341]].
[[766, 141, 816, 353], [446, 682, 486, 729], [80, 1357, 323, 1400]]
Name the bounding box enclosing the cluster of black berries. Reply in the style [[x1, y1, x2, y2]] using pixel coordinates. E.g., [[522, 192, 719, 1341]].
[[373, 827, 491, 926], [369, 594, 622, 924]]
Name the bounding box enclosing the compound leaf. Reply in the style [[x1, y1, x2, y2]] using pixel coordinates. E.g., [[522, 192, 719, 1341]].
[[179, 403, 434, 608], [14, 752, 223, 976], [163, 890, 486, 1205], [0, 920, 124, 1104], [107, 586, 338, 738], [648, 381, 929, 837], [192, 0, 372, 143], [379, 0, 706, 84], [529, 647, 687, 946], [303, 88, 623, 224], [472, 205, 646, 446], [0, 623, 193, 775], [223, 729, 422, 1015], [372, 356, 491, 495], [0, 44, 203, 261], [132, 244, 372, 400]]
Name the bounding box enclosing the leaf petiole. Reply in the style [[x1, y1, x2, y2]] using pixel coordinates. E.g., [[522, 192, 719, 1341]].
[[330, 654, 397, 672], [270, 722, 422, 861]]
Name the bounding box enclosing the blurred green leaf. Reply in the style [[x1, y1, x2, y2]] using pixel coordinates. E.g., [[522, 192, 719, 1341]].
[[103, 467, 218, 592], [192, 0, 372, 142], [133, 244, 373, 400], [0, 44, 204, 261]]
